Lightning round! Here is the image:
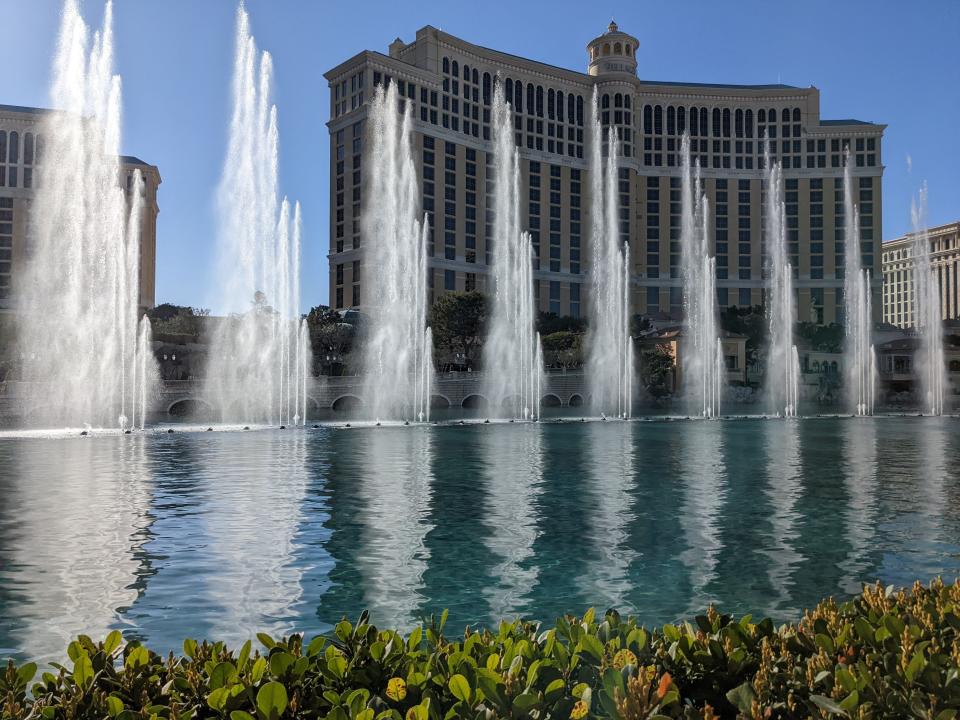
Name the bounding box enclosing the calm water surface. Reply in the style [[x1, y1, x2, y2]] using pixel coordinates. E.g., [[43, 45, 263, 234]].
[[1, 416, 958, 663]]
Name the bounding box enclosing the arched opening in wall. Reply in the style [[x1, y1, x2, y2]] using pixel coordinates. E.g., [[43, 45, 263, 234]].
[[614, 42, 622, 55], [430, 395, 451, 409], [602, 43, 611, 56], [332, 395, 363, 413], [462, 394, 488, 409], [541, 394, 562, 408], [568, 393, 584, 407], [168, 398, 213, 419]]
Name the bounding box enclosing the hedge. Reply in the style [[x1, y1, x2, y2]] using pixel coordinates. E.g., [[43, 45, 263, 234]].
[[2, 578, 959, 719]]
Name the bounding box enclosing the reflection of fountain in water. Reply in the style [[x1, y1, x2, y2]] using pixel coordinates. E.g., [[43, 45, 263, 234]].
[[2, 436, 151, 663], [202, 431, 310, 643], [760, 421, 803, 617], [581, 422, 635, 612], [839, 420, 879, 595], [353, 428, 433, 629], [481, 424, 543, 621], [677, 422, 727, 613]]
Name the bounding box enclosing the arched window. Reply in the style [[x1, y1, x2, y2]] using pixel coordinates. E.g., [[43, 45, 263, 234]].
[[548, 88, 555, 119], [735, 109, 743, 137], [8, 132, 18, 163], [781, 108, 790, 123], [536, 85, 544, 117], [624, 95, 631, 109], [515, 81, 523, 113], [602, 43, 611, 56], [700, 108, 708, 135], [745, 109, 753, 138], [576, 95, 584, 126], [666, 106, 675, 135], [643, 105, 653, 134], [600, 93, 609, 109], [758, 109, 766, 124], [677, 106, 686, 134], [690, 106, 698, 135], [625, 43, 632, 55], [557, 91, 565, 122], [768, 108, 776, 123], [504, 77, 512, 102], [614, 42, 622, 54], [654, 105, 663, 135], [722, 108, 731, 137], [451, 60, 459, 77], [462, 63, 469, 80], [472, 68, 478, 85], [793, 108, 801, 122], [0, 131, 6, 169], [614, 93, 622, 108], [712, 108, 721, 136], [527, 84, 534, 115], [24, 132, 34, 165], [442, 57, 449, 74], [483, 72, 492, 106]]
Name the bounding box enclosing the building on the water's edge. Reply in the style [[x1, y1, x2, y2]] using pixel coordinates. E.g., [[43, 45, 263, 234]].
[[882, 220, 960, 328], [325, 21, 884, 324], [0, 104, 161, 313]]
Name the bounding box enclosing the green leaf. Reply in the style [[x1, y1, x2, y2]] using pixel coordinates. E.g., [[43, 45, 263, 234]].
[[257, 681, 289, 719], [407, 626, 423, 651], [448, 674, 471, 703], [306, 636, 326, 657], [251, 657, 267, 683], [810, 694, 849, 716], [814, 633, 835, 655], [237, 640, 252, 670], [725, 682, 755, 714], [231, 712, 256, 720], [210, 661, 237, 689], [183, 638, 198, 658], [543, 678, 566, 703], [577, 633, 604, 663], [256, 633, 276, 650], [905, 649, 926, 682], [104, 631, 123, 655], [839, 690, 859, 713], [72, 652, 94, 689], [17, 662, 37, 685], [935, 711, 957, 720], [269, 652, 295, 678], [835, 667, 856, 693], [511, 694, 539, 713], [126, 646, 150, 669], [105, 696, 124, 718]]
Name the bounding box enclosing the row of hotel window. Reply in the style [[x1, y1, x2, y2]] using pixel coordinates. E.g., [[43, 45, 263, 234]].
[[0, 130, 41, 188]]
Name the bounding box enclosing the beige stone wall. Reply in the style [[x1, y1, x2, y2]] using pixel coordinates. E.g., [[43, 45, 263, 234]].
[[882, 222, 960, 327]]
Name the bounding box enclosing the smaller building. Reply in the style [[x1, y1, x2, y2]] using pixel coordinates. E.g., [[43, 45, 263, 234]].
[[882, 220, 960, 328], [637, 326, 748, 392]]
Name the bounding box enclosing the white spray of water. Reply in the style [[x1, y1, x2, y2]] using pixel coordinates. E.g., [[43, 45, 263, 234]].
[[205, 5, 308, 426], [483, 80, 544, 420], [17, 0, 156, 430], [679, 135, 724, 417], [910, 184, 946, 415], [361, 82, 433, 423], [586, 88, 633, 419], [763, 157, 801, 417], [842, 154, 876, 416]]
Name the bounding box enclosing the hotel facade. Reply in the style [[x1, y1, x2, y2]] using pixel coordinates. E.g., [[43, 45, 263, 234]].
[[882, 221, 960, 328], [325, 23, 884, 324], [0, 103, 161, 313]]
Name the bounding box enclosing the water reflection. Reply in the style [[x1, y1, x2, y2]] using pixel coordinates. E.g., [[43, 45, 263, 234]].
[[0, 436, 151, 663], [677, 421, 727, 614], [839, 420, 879, 595], [761, 421, 804, 617], [581, 422, 635, 613]]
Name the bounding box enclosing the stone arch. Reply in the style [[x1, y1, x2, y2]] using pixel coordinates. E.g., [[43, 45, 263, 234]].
[[430, 394, 451, 409], [461, 394, 488, 409], [332, 394, 363, 412], [602, 43, 611, 56], [541, 393, 562, 407], [568, 393, 585, 407], [167, 398, 213, 418]]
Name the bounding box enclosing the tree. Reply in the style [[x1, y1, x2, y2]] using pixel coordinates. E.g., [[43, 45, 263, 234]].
[[796, 321, 844, 353], [541, 330, 583, 369], [146, 303, 208, 339], [430, 291, 486, 370], [306, 305, 355, 375], [537, 311, 587, 335], [638, 345, 675, 399], [720, 305, 767, 364]]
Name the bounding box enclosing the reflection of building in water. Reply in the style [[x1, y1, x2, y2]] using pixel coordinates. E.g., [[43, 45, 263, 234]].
[[352, 428, 433, 629], [2, 437, 151, 663], [581, 422, 635, 613], [201, 432, 310, 643], [481, 424, 543, 621], [677, 422, 727, 614], [839, 421, 879, 595], [761, 422, 803, 618]]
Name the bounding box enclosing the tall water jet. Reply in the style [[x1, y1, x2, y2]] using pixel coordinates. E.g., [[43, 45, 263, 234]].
[[763, 158, 801, 417], [205, 5, 307, 426], [361, 82, 433, 422], [16, 0, 157, 429], [483, 80, 544, 420], [910, 184, 946, 415], [842, 154, 877, 415], [587, 89, 634, 419], [679, 135, 723, 417]]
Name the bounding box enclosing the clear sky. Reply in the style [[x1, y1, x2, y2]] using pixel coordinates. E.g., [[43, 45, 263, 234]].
[[1, 0, 957, 312]]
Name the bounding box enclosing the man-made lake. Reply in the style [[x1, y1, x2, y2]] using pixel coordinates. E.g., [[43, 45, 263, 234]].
[[0, 416, 958, 664]]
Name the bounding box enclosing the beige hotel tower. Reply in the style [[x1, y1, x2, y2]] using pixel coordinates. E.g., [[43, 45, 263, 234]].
[[326, 22, 884, 324]]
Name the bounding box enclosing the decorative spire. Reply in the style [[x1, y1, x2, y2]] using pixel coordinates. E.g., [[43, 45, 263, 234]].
[[608, 19, 619, 33]]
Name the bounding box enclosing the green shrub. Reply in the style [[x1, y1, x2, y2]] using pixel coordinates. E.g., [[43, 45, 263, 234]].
[[2, 579, 958, 719]]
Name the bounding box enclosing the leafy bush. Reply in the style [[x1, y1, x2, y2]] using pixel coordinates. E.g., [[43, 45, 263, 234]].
[[3, 579, 958, 719]]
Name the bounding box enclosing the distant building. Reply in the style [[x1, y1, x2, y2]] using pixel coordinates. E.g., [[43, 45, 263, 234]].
[[0, 103, 161, 312], [882, 221, 960, 327], [325, 22, 884, 324]]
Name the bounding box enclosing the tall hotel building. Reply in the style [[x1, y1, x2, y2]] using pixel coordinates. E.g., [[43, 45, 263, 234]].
[[882, 221, 960, 327], [326, 23, 884, 323]]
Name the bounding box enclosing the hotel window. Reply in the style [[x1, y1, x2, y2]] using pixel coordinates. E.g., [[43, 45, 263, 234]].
[[570, 282, 580, 318], [549, 281, 560, 314], [739, 288, 751, 307], [444, 269, 455, 291], [646, 286, 659, 313]]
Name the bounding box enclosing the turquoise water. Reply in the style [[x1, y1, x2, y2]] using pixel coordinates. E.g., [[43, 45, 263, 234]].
[[0, 416, 958, 664]]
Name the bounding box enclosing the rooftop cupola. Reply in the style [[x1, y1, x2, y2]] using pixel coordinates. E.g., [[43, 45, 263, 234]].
[[586, 20, 639, 77]]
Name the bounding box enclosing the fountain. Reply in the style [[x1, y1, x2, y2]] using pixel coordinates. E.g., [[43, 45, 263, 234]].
[[361, 81, 434, 423], [205, 5, 309, 426], [763, 157, 801, 417], [910, 184, 946, 415], [586, 89, 634, 419], [679, 135, 724, 417], [842, 153, 877, 416], [15, 0, 157, 430], [483, 80, 544, 420]]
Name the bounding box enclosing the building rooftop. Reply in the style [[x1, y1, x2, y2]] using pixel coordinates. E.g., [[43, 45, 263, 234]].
[[819, 118, 877, 126], [638, 80, 802, 91], [0, 103, 49, 115]]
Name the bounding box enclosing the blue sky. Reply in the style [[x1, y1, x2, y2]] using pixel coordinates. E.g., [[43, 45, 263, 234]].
[[1, 0, 957, 311]]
